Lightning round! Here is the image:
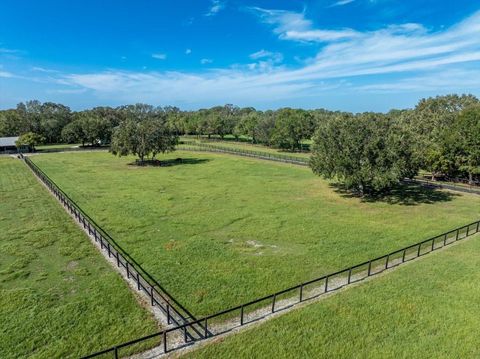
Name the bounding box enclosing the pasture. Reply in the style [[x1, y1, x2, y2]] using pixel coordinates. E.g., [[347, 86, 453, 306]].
[[181, 138, 311, 159], [0, 157, 158, 358], [183, 231, 480, 358], [29, 150, 480, 318]]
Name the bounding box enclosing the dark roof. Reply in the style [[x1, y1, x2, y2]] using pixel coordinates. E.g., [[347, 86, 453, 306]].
[[0, 137, 19, 147]]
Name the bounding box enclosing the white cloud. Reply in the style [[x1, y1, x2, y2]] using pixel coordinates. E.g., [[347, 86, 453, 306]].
[[152, 53, 167, 60], [249, 49, 283, 63], [330, 0, 355, 7], [0, 70, 14, 78], [357, 68, 480, 93], [0, 47, 20, 54], [21, 9, 480, 106], [247, 50, 283, 71], [205, 0, 225, 17], [31, 66, 59, 73], [200, 58, 213, 64], [250, 7, 360, 42], [185, 48, 192, 55]]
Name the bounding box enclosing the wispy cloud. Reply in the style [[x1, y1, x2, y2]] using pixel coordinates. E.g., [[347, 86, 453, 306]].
[[0, 47, 20, 54], [152, 53, 167, 60], [185, 48, 192, 55], [31, 66, 59, 73], [205, 0, 225, 17], [249, 49, 283, 62], [12, 9, 480, 107], [330, 0, 355, 7], [200, 58, 213, 64], [250, 7, 360, 42], [357, 68, 480, 93], [0, 70, 15, 78]]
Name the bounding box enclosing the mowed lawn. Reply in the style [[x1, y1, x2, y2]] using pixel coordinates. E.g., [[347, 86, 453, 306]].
[[31, 151, 480, 317], [0, 157, 158, 358], [181, 138, 311, 159], [183, 234, 480, 359]]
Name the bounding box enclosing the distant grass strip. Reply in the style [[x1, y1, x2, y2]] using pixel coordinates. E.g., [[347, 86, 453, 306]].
[[181, 138, 310, 159], [0, 157, 158, 359], [184, 232, 480, 358]]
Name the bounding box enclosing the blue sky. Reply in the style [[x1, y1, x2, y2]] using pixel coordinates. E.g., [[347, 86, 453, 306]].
[[1, 0, 479, 111]]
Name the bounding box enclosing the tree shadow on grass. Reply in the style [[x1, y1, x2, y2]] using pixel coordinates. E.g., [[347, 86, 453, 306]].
[[330, 182, 459, 206], [127, 157, 211, 167]]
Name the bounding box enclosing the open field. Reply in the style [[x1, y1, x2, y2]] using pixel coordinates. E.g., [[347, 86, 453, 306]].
[[181, 138, 311, 159], [36, 143, 81, 150], [183, 232, 480, 359], [30, 151, 480, 317], [0, 157, 158, 358]]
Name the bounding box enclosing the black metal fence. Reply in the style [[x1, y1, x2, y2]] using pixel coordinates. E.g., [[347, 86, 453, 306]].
[[22, 153, 480, 358], [179, 143, 310, 166], [406, 178, 480, 196], [23, 156, 200, 333], [80, 209, 479, 357]]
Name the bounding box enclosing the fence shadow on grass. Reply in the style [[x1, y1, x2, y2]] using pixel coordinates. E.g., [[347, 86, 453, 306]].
[[128, 157, 211, 167], [331, 181, 458, 206]]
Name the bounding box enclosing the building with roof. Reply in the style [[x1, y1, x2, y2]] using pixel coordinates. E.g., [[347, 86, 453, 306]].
[[0, 136, 20, 154]]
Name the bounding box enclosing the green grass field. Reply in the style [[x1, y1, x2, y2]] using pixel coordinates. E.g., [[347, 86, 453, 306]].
[[181, 138, 311, 159], [0, 157, 158, 358], [183, 233, 480, 358], [30, 151, 480, 317], [36, 143, 81, 150]]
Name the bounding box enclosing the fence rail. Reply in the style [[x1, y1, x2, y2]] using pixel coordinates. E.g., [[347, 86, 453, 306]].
[[179, 143, 310, 166], [22, 156, 201, 334], [406, 178, 480, 196], [21, 153, 480, 358], [78, 194, 479, 358]]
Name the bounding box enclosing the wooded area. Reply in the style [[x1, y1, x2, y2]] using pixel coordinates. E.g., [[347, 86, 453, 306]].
[[1, 94, 479, 193]]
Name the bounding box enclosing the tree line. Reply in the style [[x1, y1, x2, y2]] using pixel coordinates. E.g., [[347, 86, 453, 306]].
[[1, 94, 478, 193]]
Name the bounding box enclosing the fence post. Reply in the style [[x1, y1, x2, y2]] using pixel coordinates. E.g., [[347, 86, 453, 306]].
[[455, 229, 459, 241], [385, 255, 389, 269], [137, 272, 141, 291], [476, 221, 479, 233], [271, 294, 276, 313], [126, 262, 130, 279], [163, 331, 167, 353], [299, 284, 304, 302], [107, 243, 111, 258], [466, 226, 470, 237], [367, 261, 372, 276], [240, 305, 244, 325], [204, 318, 208, 338], [114, 347, 118, 359], [443, 233, 448, 246], [116, 251, 120, 267], [151, 286, 155, 306], [167, 304, 171, 324], [431, 238, 435, 251], [402, 249, 406, 262], [324, 276, 329, 292], [417, 243, 421, 257], [347, 268, 352, 284]]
